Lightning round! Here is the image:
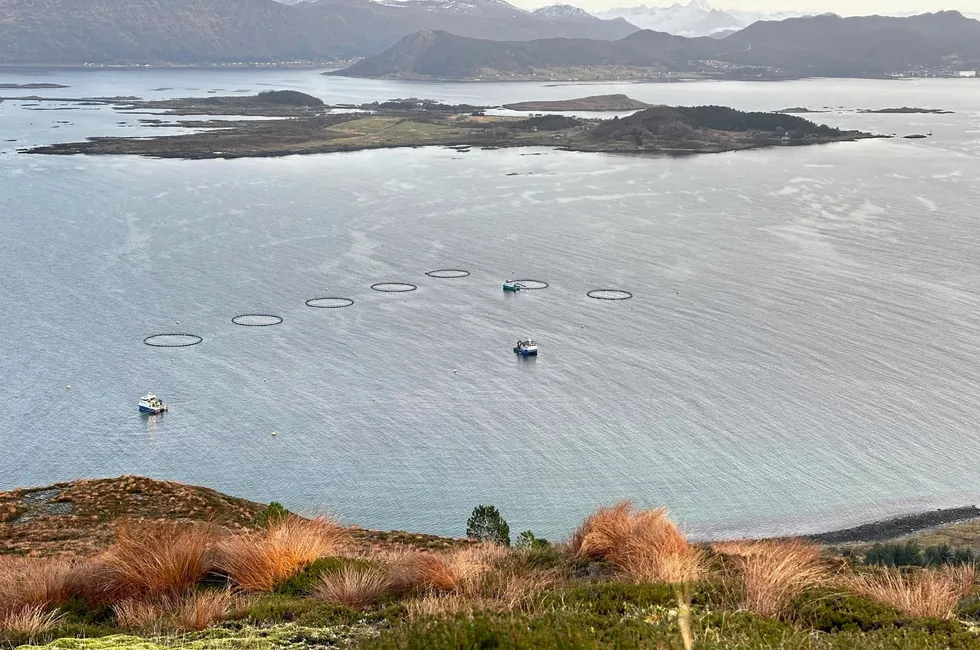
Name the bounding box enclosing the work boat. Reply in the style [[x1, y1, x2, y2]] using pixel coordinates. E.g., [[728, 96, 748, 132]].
[[138, 393, 168, 414], [503, 282, 525, 292], [513, 339, 538, 357]]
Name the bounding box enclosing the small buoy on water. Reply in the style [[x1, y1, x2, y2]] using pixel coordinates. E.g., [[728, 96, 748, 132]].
[[453, 369, 458, 374], [66, 385, 71, 390], [271, 431, 277, 437], [176, 320, 180, 324]]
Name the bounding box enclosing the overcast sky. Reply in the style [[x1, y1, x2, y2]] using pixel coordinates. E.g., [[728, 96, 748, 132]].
[[516, 0, 980, 13]]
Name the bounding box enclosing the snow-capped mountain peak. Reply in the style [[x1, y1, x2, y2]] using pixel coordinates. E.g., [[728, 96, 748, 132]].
[[597, 0, 741, 36], [396, 0, 528, 15], [532, 4, 594, 20]]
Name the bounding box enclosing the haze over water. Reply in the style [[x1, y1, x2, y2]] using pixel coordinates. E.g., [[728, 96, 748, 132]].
[[2, 70, 979, 540]]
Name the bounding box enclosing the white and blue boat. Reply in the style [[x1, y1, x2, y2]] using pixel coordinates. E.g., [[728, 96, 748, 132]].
[[139, 393, 168, 414], [513, 339, 538, 357]]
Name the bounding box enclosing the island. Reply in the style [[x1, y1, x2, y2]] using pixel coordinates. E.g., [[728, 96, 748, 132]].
[[22, 91, 879, 161], [0, 82, 68, 89], [775, 107, 831, 114], [502, 94, 652, 112], [859, 107, 954, 114]]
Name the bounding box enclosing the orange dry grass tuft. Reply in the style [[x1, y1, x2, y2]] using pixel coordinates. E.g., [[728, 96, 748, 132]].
[[315, 566, 391, 608], [102, 520, 215, 599], [846, 565, 976, 619], [569, 502, 700, 584], [713, 539, 829, 618], [0, 605, 62, 639], [173, 590, 232, 631], [481, 566, 561, 613], [217, 515, 349, 592], [388, 544, 507, 596], [112, 599, 166, 631], [405, 594, 470, 619], [0, 557, 78, 613]]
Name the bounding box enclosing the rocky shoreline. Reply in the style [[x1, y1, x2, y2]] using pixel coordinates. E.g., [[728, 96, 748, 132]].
[[808, 506, 980, 545]]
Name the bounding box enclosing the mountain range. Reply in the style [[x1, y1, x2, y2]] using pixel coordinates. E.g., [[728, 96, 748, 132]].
[[337, 11, 980, 80], [0, 0, 636, 64], [594, 0, 801, 38]]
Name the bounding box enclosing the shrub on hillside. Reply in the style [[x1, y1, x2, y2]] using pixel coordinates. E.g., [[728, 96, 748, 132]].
[[542, 582, 676, 616], [791, 589, 905, 632], [862, 542, 977, 568], [515, 531, 550, 550], [466, 505, 511, 546], [255, 501, 291, 528]]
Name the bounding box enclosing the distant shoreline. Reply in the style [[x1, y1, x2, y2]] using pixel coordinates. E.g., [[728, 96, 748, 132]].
[[806, 506, 980, 545]]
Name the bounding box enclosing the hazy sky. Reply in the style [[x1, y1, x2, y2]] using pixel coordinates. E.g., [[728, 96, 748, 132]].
[[516, 0, 980, 13]]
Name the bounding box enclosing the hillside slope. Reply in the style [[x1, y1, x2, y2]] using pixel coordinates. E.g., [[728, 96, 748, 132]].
[[0, 0, 637, 64], [335, 10, 980, 79]]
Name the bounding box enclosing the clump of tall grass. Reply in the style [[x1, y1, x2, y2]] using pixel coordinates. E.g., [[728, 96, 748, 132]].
[[0, 556, 78, 612], [570, 503, 701, 650], [388, 544, 508, 596], [112, 599, 167, 632], [217, 515, 349, 592], [569, 502, 701, 585], [173, 589, 233, 631], [713, 539, 829, 619], [0, 605, 62, 640], [315, 566, 391, 608], [846, 565, 976, 619], [103, 520, 215, 599]]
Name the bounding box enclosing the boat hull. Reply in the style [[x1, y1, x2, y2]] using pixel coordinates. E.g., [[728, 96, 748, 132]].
[[513, 347, 538, 356]]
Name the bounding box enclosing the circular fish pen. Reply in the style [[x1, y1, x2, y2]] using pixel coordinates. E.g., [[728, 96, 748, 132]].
[[371, 282, 418, 293], [587, 289, 633, 301], [143, 333, 204, 348], [509, 279, 549, 290], [232, 314, 284, 327], [305, 297, 355, 309], [425, 269, 471, 279]]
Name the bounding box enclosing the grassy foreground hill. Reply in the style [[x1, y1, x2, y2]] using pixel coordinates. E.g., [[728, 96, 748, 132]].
[[3, 477, 980, 649]]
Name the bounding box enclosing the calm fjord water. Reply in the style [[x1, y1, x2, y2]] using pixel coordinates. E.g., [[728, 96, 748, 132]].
[[1, 71, 980, 540]]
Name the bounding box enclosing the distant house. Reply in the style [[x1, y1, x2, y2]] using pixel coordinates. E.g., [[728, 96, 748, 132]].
[[957, 70, 977, 77]]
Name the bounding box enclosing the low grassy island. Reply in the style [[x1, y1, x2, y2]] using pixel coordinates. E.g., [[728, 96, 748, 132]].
[[3, 477, 980, 649], [0, 83, 68, 89], [23, 95, 878, 160], [503, 94, 653, 112], [858, 107, 954, 114]]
